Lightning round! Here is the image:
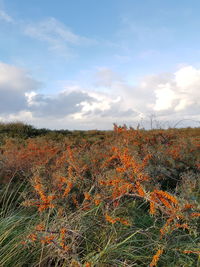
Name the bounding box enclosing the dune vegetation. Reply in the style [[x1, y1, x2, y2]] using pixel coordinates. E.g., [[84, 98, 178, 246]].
[[0, 122, 199, 266]]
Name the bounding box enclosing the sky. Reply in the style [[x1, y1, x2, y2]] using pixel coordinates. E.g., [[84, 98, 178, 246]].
[[0, 0, 200, 130]]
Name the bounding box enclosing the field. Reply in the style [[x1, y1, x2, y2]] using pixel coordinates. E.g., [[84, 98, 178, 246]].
[[0, 123, 199, 267]]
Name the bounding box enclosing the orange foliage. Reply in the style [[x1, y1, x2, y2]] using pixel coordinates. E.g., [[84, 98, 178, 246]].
[[150, 248, 164, 267], [1, 124, 199, 265]]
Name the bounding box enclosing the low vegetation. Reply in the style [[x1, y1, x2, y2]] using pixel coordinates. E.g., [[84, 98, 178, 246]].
[[0, 122, 199, 266]]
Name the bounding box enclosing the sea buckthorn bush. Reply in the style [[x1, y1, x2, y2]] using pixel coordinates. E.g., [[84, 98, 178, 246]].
[[0, 124, 199, 266]]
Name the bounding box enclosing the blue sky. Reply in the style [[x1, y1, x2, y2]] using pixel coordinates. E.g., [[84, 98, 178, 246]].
[[0, 0, 200, 129]]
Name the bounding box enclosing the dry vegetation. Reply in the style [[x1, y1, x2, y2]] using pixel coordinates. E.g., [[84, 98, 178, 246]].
[[0, 123, 199, 266]]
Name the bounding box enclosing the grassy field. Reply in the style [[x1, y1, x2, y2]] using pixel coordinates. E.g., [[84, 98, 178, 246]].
[[0, 123, 199, 266]]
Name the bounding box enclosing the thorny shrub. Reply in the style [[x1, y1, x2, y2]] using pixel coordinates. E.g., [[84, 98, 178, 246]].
[[0, 125, 199, 266]]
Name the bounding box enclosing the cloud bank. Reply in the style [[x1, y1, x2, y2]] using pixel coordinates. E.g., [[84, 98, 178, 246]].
[[0, 62, 199, 129]]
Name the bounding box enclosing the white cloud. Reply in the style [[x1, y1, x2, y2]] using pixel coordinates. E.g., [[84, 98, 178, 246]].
[[94, 67, 123, 87], [0, 62, 41, 114], [24, 17, 97, 58], [0, 62, 199, 129], [175, 66, 200, 89], [154, 83, 176, 111], [153, 66, 200, 115], [73, 91, 121, 119], [0, 110, 33, 122], [0, 9, 13, 23]]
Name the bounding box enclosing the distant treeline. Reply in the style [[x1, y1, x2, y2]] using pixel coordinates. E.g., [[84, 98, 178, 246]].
[[0, 122, 71, 138], [0, 121, 199, 141], [0, 122, 111, 143]]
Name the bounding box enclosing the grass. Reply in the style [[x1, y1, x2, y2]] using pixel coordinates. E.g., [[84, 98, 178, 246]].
[[0, 181, 40, 267]]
